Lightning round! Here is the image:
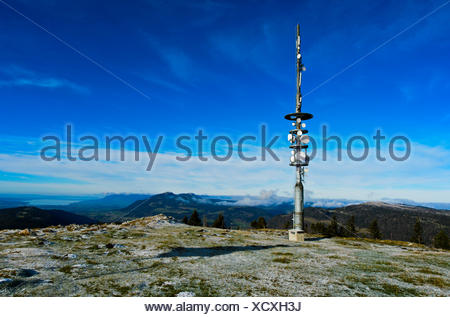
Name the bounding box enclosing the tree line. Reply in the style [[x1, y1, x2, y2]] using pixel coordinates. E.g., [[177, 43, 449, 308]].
[[309, 215, 449, 249], [182, 210, 226, 229], [181, 210, 449, 250]]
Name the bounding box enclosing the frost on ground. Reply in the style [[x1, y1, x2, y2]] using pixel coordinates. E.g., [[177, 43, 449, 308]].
[[0, 214, 448, 296]]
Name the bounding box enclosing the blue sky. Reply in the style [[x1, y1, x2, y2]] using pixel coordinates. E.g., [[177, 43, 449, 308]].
[[0, 0, 450, 202]]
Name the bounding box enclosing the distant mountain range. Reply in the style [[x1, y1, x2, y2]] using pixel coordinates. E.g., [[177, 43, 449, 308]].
[[2, 192, 450, 210], [51, 193, 151, 212], [0, 206, 96, 230], [57, 192, 450, 244], [0, 192, 448, 246], [70, 192, 288, 228]]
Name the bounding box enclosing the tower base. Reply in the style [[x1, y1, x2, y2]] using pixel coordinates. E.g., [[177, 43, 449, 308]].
[[289, 229, 305, 242]]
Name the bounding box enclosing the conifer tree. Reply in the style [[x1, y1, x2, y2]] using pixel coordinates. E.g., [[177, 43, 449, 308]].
[[257, 217, 267, 229], [346, 215, 357, 237], [212, 213, 226, 229], [328, 215, 339, 237], [369, 219, 382, 239], [410, 217, 423, 244], [188, 209, 202, 226], [182, 216, 188, 224], [250, 217, 267, 229], [433, 230, 449, 249]]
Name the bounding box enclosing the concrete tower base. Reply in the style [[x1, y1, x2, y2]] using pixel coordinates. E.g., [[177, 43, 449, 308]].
[[289, 229, 305, 242]]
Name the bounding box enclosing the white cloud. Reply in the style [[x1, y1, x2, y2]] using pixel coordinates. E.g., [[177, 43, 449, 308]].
[[218, 189, 293, 206], [0, 65, 88, 93]]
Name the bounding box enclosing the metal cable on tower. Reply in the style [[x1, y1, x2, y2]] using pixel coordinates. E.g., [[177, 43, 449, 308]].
[[284, 24, 313, 242]]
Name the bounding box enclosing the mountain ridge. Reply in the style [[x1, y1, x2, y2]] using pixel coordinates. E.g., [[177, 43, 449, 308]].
[[0, 206, 96, 230], [0, 193, 448, 246]]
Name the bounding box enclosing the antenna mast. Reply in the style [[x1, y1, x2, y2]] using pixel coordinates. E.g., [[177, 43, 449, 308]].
[[296, 24, 302, 114], [284, 24, 313, 242]]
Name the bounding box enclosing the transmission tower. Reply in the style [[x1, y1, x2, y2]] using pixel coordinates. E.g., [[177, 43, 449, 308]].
[[284, 24, 313, 242]]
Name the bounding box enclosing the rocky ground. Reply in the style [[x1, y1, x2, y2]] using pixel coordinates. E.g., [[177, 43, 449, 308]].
[[0, 215, 448, 296]]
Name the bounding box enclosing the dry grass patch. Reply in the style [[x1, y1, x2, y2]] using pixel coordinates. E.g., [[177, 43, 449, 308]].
[[416, 267, 442, 275], [271, 252, 294, 257], [272, 257, 292, 264], [58, 265, 72, 274], [352, 262, 402, 273], [395, 273, 449, 288]]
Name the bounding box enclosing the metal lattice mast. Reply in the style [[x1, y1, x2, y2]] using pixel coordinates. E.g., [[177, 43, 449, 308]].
[[285, 24, 313, 239], [294, 24, 304, 232], [296, 24, 302, 114]]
